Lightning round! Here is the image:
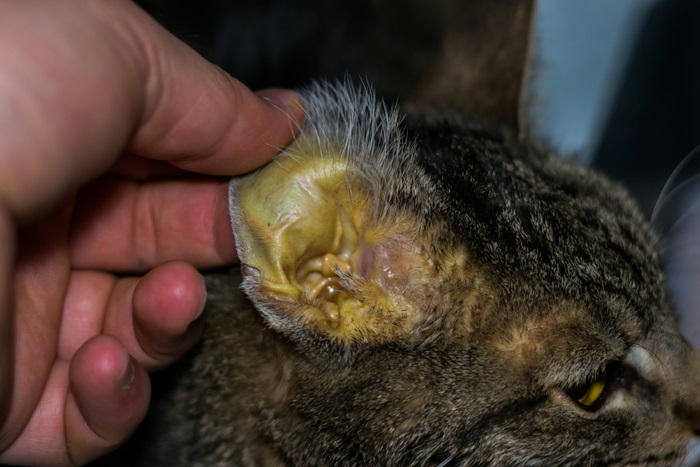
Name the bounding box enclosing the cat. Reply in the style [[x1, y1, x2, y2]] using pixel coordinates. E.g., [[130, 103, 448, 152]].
[[97, 0, 700, 465]]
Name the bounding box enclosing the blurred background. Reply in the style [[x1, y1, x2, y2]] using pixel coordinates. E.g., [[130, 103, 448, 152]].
[[533, 0, 700, 347], [534, 0, 700, 209]]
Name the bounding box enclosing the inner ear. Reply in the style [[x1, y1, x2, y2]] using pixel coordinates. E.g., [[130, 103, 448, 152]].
[[229, 139, 430, 346]]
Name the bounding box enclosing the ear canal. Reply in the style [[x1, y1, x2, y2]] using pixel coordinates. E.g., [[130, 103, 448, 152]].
[[292, 205, 358, 330]]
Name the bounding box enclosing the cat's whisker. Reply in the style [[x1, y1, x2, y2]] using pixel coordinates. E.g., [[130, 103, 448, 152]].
[[662, 217, 700, 246], [655, 174, 700, 241], [436, 454, 454, 467], [651, 144, 700, 226]]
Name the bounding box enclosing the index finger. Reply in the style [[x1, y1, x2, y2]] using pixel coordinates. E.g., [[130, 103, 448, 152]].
[[69, 176, 237, 272]]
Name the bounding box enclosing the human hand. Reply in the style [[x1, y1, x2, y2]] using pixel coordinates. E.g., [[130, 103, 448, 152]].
[[0, 0, 304, 464]]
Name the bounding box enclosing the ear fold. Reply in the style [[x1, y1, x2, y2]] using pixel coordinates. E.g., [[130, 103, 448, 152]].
[[228, 138, 436, 348], [407, 0, 537, 134]]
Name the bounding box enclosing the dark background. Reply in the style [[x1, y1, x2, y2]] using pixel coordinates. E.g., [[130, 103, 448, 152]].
[[135, 0, 700, 214]]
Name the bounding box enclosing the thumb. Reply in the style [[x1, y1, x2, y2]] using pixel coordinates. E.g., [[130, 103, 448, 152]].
[[0, 0, 304, 223], [116, 1, 306, 175]]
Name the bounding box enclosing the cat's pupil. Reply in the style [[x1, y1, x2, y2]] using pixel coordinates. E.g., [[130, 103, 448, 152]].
[[576, 379, 606, 407]]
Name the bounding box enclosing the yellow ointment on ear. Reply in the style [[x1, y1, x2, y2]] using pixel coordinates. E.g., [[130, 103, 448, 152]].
[[233, 140, 427, 344], [235, 147, 354, 300]]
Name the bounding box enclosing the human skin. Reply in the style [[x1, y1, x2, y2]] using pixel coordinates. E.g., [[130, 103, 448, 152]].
[[0, 0, 304, 464]]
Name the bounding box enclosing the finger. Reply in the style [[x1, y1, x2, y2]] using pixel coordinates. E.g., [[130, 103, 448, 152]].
[[132, 261, 207, 363], [70, 176, 236, 272], [66, 335, 150, 465], [59, 270, 116, 360], [132, 80, 305, 175], [0, 0, 303, 224], [102, 262, 206, 370], [121, 0, 306, 172]]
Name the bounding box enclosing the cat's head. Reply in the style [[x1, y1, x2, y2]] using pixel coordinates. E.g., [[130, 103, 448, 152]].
[[229, 81, 700, 465]]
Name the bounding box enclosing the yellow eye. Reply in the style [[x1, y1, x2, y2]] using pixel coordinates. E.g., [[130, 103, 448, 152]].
[[567, 361, 629, 411], [576, 379, 606, 407]]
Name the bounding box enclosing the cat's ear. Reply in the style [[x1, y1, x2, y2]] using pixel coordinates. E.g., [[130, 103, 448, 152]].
[[407, 0, 536, 134], [229, 147, 443, 349]]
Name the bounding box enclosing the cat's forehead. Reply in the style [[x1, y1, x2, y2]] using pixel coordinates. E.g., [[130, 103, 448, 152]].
[[405, 114, 667, 323]]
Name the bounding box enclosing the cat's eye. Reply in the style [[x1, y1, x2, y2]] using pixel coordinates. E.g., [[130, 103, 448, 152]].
[[566, 361, 628, 412], [572, 378, 606, 408]]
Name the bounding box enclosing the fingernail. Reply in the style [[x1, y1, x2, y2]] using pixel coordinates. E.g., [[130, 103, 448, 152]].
[[116, 358, 135, 391], [257, 89, 303, 110]]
